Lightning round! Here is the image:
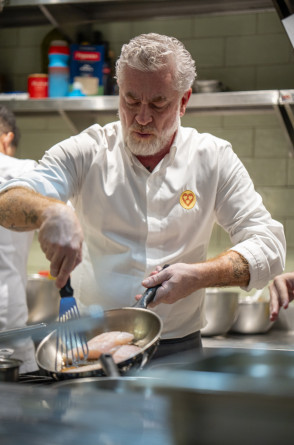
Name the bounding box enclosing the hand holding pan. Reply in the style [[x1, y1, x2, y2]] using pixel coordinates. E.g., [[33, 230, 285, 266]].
[[133, 264, 170, 309]]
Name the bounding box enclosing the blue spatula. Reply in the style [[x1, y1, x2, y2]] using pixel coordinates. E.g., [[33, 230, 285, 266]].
[[55, 276, 89, 371]]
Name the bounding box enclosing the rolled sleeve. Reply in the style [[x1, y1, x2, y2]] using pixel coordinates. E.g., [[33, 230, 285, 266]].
[[215, 145, 286, 290], [231, 229, 286, 291]]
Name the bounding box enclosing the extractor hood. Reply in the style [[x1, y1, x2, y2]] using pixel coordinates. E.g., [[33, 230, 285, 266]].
[[0, 0, 275, 28], [272, 0, 294, 48]]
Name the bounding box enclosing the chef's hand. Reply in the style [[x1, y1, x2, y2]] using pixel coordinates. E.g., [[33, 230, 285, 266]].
[[269, 272, 294, 321], [135, 252, 250, 307], [38, 204, 84, 289], [135, 263, 200, 308]]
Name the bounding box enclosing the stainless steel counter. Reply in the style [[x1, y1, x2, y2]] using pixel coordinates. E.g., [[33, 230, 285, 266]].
[[1, 328, 294, 445], [202, 327, 294, 352]]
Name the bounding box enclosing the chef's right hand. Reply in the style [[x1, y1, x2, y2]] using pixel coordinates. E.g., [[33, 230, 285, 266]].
[[37, 204, 84, 289]]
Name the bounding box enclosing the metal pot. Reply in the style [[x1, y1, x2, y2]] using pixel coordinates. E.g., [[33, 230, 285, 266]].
[[230, 300, 274, 334], [201, 289, 239, 336], [0, 357, 22, 382], [26, 274, 59, 324], [36, 307, 162, 380], [193, 79, 224, 93]]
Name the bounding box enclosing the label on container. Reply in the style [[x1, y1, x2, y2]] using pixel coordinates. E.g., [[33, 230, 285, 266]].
[[28, 74, 48, 98], [70, 44, 105, 94]]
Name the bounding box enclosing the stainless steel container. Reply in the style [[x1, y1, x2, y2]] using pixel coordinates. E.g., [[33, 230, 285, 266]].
[[201, 289, 239, 336], [26, 274, 59, 324], [230, 301, 274, 334], [193, 79, 224, 93], [0, 357, 22, 382]]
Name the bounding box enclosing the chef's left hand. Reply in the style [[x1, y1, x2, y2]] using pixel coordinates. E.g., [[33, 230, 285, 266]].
[[135, 263, 200, 308]]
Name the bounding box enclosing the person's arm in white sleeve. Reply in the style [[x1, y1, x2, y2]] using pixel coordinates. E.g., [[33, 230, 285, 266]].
[[215, 144, 285, 290], [0, 186, 83, 289], [0, 128, 98, 288], [137, 144, 285, 307]]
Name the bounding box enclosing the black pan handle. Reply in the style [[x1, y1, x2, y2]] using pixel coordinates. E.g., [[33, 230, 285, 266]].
[[100, 353, 120, 377], [136, 264, 170, 309]]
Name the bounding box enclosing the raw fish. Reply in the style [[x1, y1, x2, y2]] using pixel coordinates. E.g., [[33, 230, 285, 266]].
[[112, 344, 141, 363], [87, 331, 135, 360]]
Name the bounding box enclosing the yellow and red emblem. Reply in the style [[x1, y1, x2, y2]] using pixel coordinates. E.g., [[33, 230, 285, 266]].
[[180, 190, 196, 209]]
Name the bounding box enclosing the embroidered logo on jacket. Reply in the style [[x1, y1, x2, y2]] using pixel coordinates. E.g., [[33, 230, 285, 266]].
[[180, 190, 196, 209]]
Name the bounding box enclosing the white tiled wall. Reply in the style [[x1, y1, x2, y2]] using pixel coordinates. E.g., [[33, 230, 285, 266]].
[[0, 11, 294, 276]]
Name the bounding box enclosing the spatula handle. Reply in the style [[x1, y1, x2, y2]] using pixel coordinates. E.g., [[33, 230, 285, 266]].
[[59, 276, 73, 298]]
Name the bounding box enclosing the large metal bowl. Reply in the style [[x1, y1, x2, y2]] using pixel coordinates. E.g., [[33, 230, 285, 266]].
[[201, 289, 239, 336], [26, 274, 59, 324], [134, 348, 294, 444], [230, 300, 274, 334]]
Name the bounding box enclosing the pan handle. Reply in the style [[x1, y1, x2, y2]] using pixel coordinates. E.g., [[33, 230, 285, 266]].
[[0, 323, 49, 343], [99, 353, 120, 377], [135, 264, 170, 309]]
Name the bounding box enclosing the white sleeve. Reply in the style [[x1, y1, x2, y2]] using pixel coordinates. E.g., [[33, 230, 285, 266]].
[[215, 144, 286, 290], [0, 126, 99, 202]]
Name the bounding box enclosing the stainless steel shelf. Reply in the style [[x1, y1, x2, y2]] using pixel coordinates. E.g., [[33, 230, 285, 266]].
[[0, 90, 283, 112], [0, 95, 119, 112], [1, 90, 293, 152], [189, 90, 280, 112]]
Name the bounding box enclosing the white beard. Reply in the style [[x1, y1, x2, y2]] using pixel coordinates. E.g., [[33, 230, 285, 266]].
[[119, 112, 180, 157]]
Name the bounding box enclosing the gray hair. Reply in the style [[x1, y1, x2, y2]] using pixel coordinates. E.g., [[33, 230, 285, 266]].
[[115, 33, 196, 93]]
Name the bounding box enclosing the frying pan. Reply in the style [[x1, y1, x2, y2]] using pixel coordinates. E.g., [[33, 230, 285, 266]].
[[36, 307, 162, 380], [36, 265, 168, 380]]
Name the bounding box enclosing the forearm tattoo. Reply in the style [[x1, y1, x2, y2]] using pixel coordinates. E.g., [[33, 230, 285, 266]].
[[0, 189, 40, 231], [23, 209, 39, 226]]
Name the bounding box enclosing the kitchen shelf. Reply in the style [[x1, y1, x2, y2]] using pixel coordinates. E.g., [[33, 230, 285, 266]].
[[0, 0, 275, 28], [1, 90, 293, 152], [0, 90, 283, 112]]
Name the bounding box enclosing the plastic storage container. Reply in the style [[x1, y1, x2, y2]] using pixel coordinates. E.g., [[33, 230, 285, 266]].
[[48, 40, 70, 98]]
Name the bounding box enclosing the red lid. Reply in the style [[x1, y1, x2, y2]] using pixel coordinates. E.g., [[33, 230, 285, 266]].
[[38, 270, 50, 277], [48, 45, 70, 55]]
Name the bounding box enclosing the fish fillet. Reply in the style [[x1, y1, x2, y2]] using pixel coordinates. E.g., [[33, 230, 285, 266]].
[[112, 344, 141, 363], [70, 331, 135, 360], [61, 331, 143, 373], [61, 344, 142, 373], [87, 331, 135, 360]]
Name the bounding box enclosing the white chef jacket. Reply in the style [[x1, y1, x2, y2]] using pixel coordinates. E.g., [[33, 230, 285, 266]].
[[0, 153, 38, 372], [0, 122, 285, 339]]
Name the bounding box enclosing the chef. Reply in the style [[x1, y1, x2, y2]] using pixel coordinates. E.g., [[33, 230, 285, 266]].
[[0, 33, 286, 359], [0, 106, 38, 372]]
